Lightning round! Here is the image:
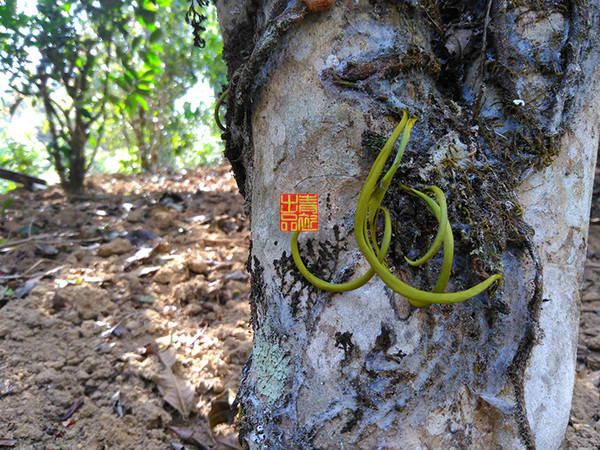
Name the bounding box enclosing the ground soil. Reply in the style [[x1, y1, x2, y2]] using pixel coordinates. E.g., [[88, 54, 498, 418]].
[[0, 163, 598, 449], [0, 165, 250, 449]]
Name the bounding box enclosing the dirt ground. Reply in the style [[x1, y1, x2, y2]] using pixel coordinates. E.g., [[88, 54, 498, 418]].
[[0, 163, 599, 449], [0, 165, 250, 449]]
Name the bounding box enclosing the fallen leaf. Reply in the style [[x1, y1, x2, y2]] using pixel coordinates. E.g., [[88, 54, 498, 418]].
[[111, 391, 124, 417], [153, 349, 195, 419], [167, 426, 212, 449], [82, 276, 104, 283], [61, 397, 84, 421], [208, 389, 237, 429], [36, 244, 58, 257], [169, 444, 193, 450], [0, 286, 13, 300], [155, 335, 175, 347], [213, 434, 243, 450], [0, 439, 17, 447], [13, 278, 38, 298], [60, 419, 76, 427], [134, 265, 161, 277], [0, 379, 13, 397], [224, 270, 248, 282], [136, 342, 159, 356], [125, 246, 155, 265]]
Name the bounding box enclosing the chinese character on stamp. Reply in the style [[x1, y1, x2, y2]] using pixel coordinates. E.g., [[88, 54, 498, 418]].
[[280, 193, 318, 232]]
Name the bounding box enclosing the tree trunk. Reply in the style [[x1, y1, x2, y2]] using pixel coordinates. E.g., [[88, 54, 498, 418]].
[[216, 0, 600, 448], [65, 124, 88, 194]]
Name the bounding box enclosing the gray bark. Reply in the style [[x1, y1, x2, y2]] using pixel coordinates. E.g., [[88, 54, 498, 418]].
[[215, 0, 600, 448]]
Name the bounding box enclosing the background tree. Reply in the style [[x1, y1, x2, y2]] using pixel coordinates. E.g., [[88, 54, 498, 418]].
[[108, 0, 226, 172], [0, 102, 49, 192], [0, 0, 225, 192], [1, 0, 146, 193], [215, 0, 600, 448]]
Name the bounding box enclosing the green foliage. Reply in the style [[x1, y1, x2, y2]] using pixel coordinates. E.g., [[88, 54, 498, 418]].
[[0, 107, 53, 192], [0, 285, 14, 300], [0, 0, 151, 192], [197, 6, 227, 92], [99, 1, 226, 173], [0, 0, 227, 189], [0, 136, 38, 174]]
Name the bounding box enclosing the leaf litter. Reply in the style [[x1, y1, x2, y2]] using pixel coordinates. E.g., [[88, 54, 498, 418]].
[[0, 165, 251, 448], [154, 348, 196, 419]]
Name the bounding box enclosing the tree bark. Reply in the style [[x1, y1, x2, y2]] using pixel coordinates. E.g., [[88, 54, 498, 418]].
[[216, 0, 600, 448]]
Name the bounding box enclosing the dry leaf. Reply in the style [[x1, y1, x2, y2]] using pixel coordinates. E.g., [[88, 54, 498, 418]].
[[111, 391, 125, 417], [155, 334, 175, 347], [60, 419, 76, 427], [213, 434, 243, 450], [167, 425, 212, 449], [154, 349, 195, 419], [208, 389, 237, 429], [60, 397, 84, 421]]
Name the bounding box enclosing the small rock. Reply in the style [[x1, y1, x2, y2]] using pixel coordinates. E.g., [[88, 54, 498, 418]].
[[78, 398, 99, 418], [51, 292, 68, 311], [231, 249, 249, 263], [124, 319, 144, 337], [70, 285, 115, 320], [210, 378, 225, 394], [188, 260, 209, 274], [65, 254, 79, 265], [588, 335, 600, 352], [72, 249, 88, 261], [200, 301, 215, 312], [571, 378, 600, 420], [126, 208, 146, 223], [565, 423, 600, 449], [588, 352, 600, 371], [35, 368, 61, 385], [97, 238, 133, 256], [153, 267, 175, 284], [226, 280, 250, 295], [66, 349, 81, 365], [19, 309, 43, 328], [0, 319, 16, 338], [589, 370, 600, 387], [183, 303, 203, 316], [149, 210, 174, 230], [80, 320, 101, 338], [64, 309, 82, 325], [232, 328, 250, 341], [135, 400, 172, 429], [9, 326, 34, 341], [224, 269, 249, 282]]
